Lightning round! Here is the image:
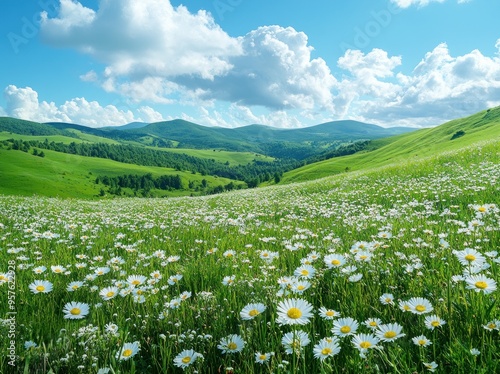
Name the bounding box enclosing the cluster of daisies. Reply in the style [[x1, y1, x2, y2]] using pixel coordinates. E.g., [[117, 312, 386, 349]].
[[172, 296, 449, 370], [1, 150, 499, 373]]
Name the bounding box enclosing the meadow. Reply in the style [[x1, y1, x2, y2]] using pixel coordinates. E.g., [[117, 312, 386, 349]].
[[0, 139, 499, 373]]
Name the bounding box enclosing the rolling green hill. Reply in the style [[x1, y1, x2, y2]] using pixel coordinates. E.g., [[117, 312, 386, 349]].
[[282, 106, 500, 183], [0, 147, 239, 198]]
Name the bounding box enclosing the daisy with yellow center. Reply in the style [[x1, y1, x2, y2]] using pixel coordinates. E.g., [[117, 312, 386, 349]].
[[63, 301, 89, 320], [379, 293, 394, 305], [313, 337, 341, 361], [254, 351, 273, 364], [173, 349, 203, 369], [376, 323, 405, 342], [240, 303, 266, 320], [483, 320, 499, 331], [424, 315, 446, 330], [51, 265, 66, 274], [332, 317, 359, 337], [116, 341, 140, 361], [407, 297, 433, 315], [29, 280, 53, 294], [351, 333, 380, 354], [323, 254, 346, 269], [217, 334, 245, 354], [100, 286, 119, 301], [276, 298, 314, 326], [454, 248, 486, 267], [412, 335, 432, 347], [127, 275, 147, 287], [364, 318, 382, 330], [423, 361, 438, 372], [291, 280, 311, 294], [67, 281, 84, 292], [319, 306, 340, 320], [294, 264, 315, 279], [33, 266, 46, 274], [465, 275, 497, 294]]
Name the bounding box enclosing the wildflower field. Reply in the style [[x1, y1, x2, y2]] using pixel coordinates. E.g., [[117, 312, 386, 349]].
[[1, 140, 499, 374]]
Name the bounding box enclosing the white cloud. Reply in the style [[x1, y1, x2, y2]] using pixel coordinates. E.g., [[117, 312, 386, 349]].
[[80, 70, 98, 82], [3, 85, 161, 127], [189, 104, 305, 129], [137, 106, 165, 123], [40, 0, 241, 82], [40, 1, 335, 113], [390, 0, 468, 8], [337, 43, 500, 126], [177, 26, 337, 111]]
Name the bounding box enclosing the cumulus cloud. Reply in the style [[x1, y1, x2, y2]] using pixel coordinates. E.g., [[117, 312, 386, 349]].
[[40, 1, 335, 113], [185, 104, 306, 129], [40, 0, 241, 86], [3, 85, 163, 127], [137, 106, 165, 123], [390, 0, 468, 8], [338, 43, 500, 126], [176, 26, 337, 111]]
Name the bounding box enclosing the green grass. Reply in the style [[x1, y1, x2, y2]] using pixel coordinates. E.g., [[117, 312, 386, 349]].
[[0, 138, 499, 373], [0, 131, 120, 145], [150, 147, 274, 165], [0, 148, 238, 198], [282, 106, 500, 183]]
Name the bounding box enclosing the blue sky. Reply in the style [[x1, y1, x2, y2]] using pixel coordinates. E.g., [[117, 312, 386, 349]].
[[1, 0, 499, 128]]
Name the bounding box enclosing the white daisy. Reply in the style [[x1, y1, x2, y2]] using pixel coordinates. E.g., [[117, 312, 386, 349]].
[[217, 334, 245, 354], [465, 274, 497, 294], [313, 337, 341, 361], [127, 275, 147, 287], [281, 330, 310, 354], [424, 315, 446, 330], [412, 335, 432, 347], [379, 293, 394, 305], [364, 318, 382, 330], [240, 303, 266, 320], [173, 349, 203, 369], [351, 333, 380, 354], [407, 297, 433, 314], [276, 298, 314, 326], [454, 248, 486, 267], [116, 341, 140, 361], [100, 286, 119, 301], [63, 301, 89, 320], [67, 281, 84, 292], [376, 323, 405, 342], [318, 306, 340, 320], [254, 351, 273, 364], [423, 361, 438, 372], [28, 280, 53, 294], [323, 253, 346, 269], [332, 317, 359, 337], [483, 320, 500, 331], [294, 264, 316, 279]]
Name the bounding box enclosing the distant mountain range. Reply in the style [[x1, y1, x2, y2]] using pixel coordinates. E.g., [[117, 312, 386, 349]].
[[34, 118, 414, 159]]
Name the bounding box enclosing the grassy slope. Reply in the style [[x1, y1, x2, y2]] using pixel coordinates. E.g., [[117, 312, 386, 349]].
[[150, 147, 274, 165], [0, 132, 272, 165], [0, 131, 120, 145], [0, 148, 237, 198], [282, 106, 500, 183]]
